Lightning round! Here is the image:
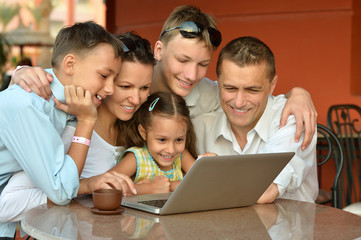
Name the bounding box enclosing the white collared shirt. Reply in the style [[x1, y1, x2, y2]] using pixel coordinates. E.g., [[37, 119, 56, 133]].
[[192, 95, 318, 203], [184, 78, 221, 118]]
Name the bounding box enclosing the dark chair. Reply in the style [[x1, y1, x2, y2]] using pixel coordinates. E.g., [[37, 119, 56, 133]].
[[327, 104, 361, 215], [316, 123, 344, 209]]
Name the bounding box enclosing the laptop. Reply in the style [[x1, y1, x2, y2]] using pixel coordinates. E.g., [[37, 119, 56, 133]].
[[121, 152, 294, 215]]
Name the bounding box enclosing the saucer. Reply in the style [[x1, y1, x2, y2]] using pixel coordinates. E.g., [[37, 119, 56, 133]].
[[90, 207, 124, 215]]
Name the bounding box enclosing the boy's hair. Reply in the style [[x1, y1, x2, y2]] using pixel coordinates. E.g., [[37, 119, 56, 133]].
[[216, 36, 276, 81], [115, 32, 155, 65], [124, 92, 198, 159], [159, 5, 219, 50], [51, 21, 124, 68]]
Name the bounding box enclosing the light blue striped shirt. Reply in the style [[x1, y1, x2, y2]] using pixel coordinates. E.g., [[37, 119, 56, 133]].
[[0, 69, 79, 237]]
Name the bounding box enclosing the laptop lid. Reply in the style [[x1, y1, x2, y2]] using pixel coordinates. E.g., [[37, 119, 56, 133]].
[[122, 152, 294, 215]]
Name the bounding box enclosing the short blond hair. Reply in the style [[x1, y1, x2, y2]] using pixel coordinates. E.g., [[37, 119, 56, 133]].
[[159, 5, 219, 50]]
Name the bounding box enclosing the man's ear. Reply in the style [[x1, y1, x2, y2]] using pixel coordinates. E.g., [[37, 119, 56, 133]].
[[154, 40, 163, 61], [138, 124, 147, 141], [63, 54, 76, 75], [269, 75, 278, 95]]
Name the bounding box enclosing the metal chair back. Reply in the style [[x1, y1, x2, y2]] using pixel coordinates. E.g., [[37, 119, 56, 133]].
[[327, 104, 361, 207], [316, 123, 344, 208]]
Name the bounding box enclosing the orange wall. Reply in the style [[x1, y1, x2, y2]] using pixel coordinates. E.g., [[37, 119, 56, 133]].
[[106, 0, 361, 125]]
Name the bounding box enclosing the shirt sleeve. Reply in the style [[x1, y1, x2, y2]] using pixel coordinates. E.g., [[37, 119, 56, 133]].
[[260, 116, 317, 197], [61, 125, 76, 154], [0, 171, 47, 222], [1, 102, 79, 205]]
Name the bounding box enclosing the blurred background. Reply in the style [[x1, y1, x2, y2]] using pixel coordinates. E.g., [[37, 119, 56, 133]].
[[0, 0, 361, 125]]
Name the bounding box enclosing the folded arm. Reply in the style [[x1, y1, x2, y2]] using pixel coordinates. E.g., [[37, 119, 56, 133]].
[[258, 116, 317, 203]]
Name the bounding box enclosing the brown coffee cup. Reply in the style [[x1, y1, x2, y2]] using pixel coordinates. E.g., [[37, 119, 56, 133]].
[[92, 189, 122, 211]]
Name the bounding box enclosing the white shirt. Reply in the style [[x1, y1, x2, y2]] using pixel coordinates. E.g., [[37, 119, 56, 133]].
[[184, 77, 221, 118], [192, 95, 318, 203], [0, 125, 125, 223], [62, 125, 123, 179]]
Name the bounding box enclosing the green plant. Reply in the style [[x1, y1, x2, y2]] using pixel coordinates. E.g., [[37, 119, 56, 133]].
[[0, 33, 10, 85], [0, 2, 20, 85], [0, 2, 20, 31]]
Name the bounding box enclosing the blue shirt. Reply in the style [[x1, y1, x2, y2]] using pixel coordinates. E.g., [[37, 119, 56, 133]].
[[0, 69, 79, 237]]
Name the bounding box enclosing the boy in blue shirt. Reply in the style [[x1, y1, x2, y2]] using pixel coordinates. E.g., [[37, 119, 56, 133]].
[[0, 21, 131, 238]]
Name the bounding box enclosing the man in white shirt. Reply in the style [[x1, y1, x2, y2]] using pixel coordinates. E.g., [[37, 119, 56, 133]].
[[193, 36, 318, 203]]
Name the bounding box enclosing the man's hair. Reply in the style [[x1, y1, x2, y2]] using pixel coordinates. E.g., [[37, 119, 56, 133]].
[[216, 36, 276, 81], [51, 21, 123, 68], [159, 5, 219, 50]]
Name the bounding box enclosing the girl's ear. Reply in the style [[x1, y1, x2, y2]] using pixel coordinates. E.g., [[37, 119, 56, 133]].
[[63, 54, 76, 75], [138, 124, 147, 141], [154, 40, 163, 61]]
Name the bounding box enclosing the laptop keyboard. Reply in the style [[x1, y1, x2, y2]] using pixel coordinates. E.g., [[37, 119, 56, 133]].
[[139, 199, 168, 208]]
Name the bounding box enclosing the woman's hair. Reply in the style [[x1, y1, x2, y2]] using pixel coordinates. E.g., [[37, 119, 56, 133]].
[[114, 31, 155, 65], [123, 92, 198, 159], [114, 32, 155, 147]]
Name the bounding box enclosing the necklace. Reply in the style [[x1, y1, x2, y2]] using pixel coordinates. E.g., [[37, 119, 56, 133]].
[[96, 120, 118, 146]]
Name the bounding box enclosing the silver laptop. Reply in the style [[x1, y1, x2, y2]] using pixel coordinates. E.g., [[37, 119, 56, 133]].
[[121, 152, 294, 215]]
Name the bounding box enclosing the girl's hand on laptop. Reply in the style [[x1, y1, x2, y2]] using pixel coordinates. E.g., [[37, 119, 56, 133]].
[[149, 176, 171, 193], [11, 66, 53, 101], [135, 176, 171, 194], [55, 85, 97, 125]]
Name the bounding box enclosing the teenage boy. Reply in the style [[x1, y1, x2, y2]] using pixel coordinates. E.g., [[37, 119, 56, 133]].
[[193, 36, 318, 203], [0, 21, 134, 239]]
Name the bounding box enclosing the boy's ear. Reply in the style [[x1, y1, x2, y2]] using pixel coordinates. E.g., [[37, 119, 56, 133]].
[[63, 54, 76, 74], [154, 40, 163, 61], [138, 124, 147, 141]]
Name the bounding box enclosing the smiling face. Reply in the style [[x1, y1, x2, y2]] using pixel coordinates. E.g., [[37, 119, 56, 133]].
[[139, 115, 187, 171], [154, 34, 212, 97], [102, 61, 153, 121], [218, 59, 277, 137], [71, 44, 122, 107]]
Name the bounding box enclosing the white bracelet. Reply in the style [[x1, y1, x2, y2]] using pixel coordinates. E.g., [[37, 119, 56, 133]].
[[72, 136, 91, 146]]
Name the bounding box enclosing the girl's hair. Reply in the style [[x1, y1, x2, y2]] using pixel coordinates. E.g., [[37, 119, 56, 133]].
[[124, 92, 198, 159]]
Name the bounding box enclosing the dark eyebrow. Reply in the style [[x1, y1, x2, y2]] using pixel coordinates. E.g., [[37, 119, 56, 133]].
[[245, 85, 263, 89], [222, 83, 236, 88]]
